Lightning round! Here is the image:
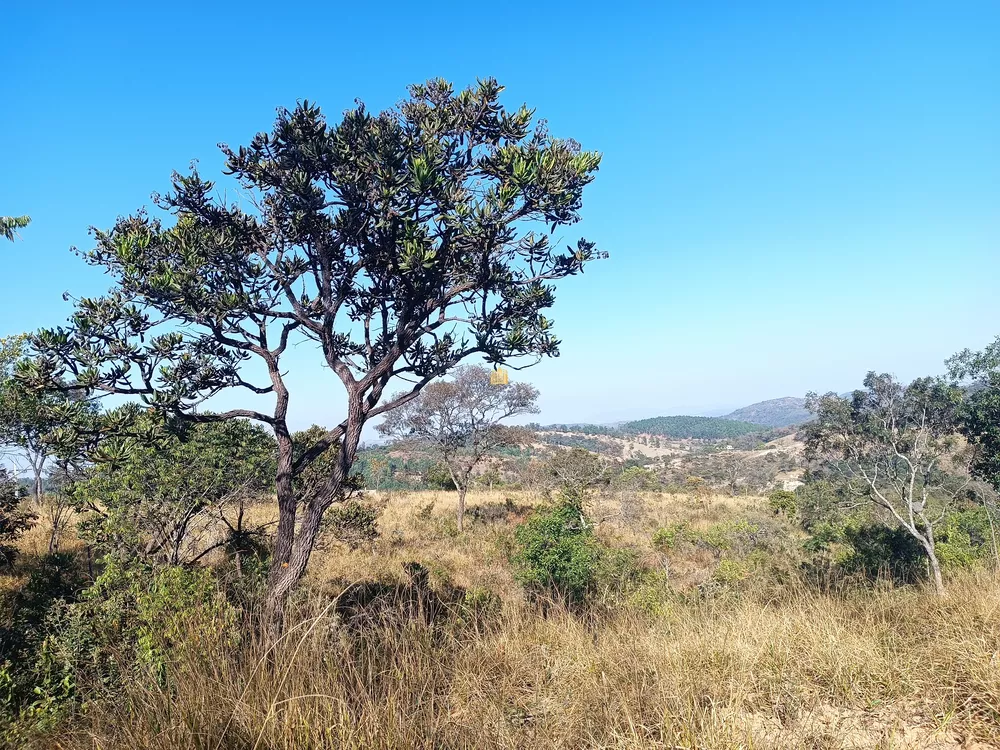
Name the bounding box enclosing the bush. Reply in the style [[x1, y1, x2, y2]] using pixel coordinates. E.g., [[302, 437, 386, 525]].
[[0, 553, 83, 733], [652, 522, 691, 552], [324, 501, 380, 549], [768, 489, 797, 517], [840, 524, 926, 585], [0, 468, 34, 568], [425, 463, 457, 490], [936, 507, 996, 569], [510, 492, 601, 605]]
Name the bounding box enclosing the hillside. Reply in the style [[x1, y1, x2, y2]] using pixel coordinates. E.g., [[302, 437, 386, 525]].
[[722, 397, 812, 428], [620, 415, 762, 440]]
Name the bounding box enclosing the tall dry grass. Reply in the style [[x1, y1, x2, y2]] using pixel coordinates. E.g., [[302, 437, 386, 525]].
[[21, 491, 1000, 749]]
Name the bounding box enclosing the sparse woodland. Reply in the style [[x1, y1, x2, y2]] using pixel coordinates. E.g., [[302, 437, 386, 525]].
[[3, 84, 1000, 750]]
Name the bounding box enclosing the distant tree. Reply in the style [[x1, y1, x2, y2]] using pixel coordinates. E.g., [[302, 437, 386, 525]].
[[533, 447, 612, 494], [805, 373, 968, 594], [948, 336, 1000, 492], [18, 79, 603, 610], [378, 365, 538, 530], [0, 215, 30, 242], [0, 335, 91, 501], [0, 467, 33, 567]]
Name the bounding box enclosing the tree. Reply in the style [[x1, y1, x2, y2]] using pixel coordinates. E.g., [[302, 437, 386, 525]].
[[378, 365, 539, 531], [805, 373, 968, 594], [18, 79, 603, 610], [72, 418, 276, 567], [0, 335, 83, 501], [0, 215, 30, 242], [948, 336, 1000, 492], [0, 467, 33, 567]]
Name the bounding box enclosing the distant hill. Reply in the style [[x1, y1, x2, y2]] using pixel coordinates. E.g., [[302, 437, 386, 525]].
[[620, 415, 763, 440], [722, 397, 812, 428]]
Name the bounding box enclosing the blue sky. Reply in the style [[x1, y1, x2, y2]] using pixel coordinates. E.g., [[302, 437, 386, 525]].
[[2, 1, 998, 429]]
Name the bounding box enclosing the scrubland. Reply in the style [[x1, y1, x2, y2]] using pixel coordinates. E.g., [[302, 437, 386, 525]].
[[5, 490, 1000, 750]]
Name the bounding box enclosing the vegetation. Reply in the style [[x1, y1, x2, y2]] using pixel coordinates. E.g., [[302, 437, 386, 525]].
[[16, 79, 603, 610], [378, 364, 538, 530], [3, 75, 999, 750], [0, 215, 30, 242], [621, 415, 763, 439], [805, 373, 968, 594]]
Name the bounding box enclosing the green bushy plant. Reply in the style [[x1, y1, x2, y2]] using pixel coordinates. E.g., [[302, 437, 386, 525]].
[[0, 468, 34, 568], [768, 489, 797, 517], [510, 491, 600, 605], [324, 501, 380, 550], [936, 507, 996, 569], [839, 524, 926, 585]]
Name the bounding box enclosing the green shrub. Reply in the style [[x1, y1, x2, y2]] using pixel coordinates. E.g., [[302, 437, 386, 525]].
[[839, 524, 926, 584], [425, 463, 457, 490], [510, 492, 600, 605], [768, 489, 797, 517], [936, 508, 996, 569], [324, 501, 380, 549], [652, 523, 690, 552]]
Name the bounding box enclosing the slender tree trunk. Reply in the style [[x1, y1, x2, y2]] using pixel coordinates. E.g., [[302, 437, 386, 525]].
[[926, 544, 945, 595], [32, 456, 45, 503], [918, 519, 945, 595], [457, 486, 468, 532]]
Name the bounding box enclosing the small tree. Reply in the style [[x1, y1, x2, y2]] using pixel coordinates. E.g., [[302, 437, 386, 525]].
[[948, 336, 1000, 492], [0, 467, 33, 567], [0, 335, 87, 502], [73, 418, 276, 566], [805, 373, 967, 594], [378, 365, 539, 531], [19, 79, 603, 609]]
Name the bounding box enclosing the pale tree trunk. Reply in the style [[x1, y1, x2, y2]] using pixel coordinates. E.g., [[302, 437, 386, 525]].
[[447, 464, 472, 533], [920, 519, 945, 595], [457, 486, 468, 532], [31, 455, 45, 503]]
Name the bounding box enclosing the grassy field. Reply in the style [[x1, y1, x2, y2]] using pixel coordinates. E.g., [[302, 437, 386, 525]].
[[7, 490, 1000, 749]]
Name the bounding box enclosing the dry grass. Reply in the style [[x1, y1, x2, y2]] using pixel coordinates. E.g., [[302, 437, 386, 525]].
[[15, 491, 1000, 749]]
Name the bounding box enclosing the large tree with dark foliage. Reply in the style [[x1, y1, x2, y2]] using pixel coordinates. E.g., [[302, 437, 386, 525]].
[[18, 79, 603, 608]]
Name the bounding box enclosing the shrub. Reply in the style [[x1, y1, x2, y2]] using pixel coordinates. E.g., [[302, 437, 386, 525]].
[[840, 524, 926, 585], [652, 523, 691, 552], [768, 489, 797, 517], [324, 501, 380, 550], [0, 468, 34, 568], [936, 507, 996, 569], [510, 492, 601, 605], [425, 463, 457, 490]]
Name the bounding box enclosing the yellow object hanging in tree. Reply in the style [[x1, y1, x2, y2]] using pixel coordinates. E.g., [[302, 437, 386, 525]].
[[490, 367, 509, 386]]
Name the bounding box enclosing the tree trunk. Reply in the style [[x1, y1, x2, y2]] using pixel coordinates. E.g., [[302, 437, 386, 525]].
[[457, 487, 468, 533], [32, 456, 45, 503], [919, 517, 945, 595], [264, 406, 365, 618], [926, 544, 945, 595]]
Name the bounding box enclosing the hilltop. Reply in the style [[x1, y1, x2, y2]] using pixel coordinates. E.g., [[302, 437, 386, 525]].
[[722, 397, 813, 428]]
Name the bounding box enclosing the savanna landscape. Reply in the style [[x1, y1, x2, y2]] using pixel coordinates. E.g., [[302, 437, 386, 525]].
[[3, 6, 1000, 749]]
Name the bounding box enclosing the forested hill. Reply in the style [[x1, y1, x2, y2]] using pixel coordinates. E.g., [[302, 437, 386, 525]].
[[619, 415, 763, 439], [722, 397, 812, 428]]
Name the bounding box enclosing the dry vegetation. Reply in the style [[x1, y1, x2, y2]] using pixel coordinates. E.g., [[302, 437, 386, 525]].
[[7, 490, 1000, 750]]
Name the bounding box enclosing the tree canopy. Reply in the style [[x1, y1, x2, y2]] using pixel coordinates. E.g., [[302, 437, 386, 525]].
[[377, 364, 539, 529], [17, 78, 603, 606]]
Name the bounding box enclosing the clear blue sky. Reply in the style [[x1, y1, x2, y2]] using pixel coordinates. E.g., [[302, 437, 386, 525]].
[[2, 1, 998, 429]]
